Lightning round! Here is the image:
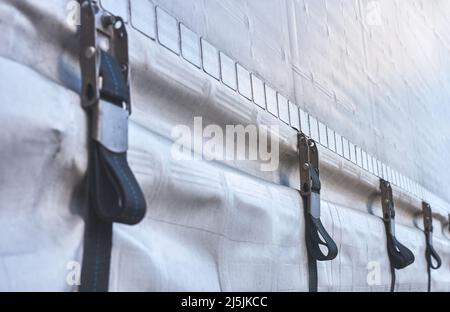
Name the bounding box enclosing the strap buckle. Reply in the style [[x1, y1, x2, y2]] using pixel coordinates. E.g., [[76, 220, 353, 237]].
[[80, 0, 130, 153], [380, 179, 396, 236]]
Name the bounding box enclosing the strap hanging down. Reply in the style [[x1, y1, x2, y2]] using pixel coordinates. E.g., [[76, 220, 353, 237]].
[[379, 180, 415, 292], [422, 202, 442, 292], [79, 1, 147, 292], [298, 133, 338, 292]]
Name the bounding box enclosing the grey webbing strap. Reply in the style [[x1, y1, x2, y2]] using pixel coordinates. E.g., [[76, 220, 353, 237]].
[[422, 202, 442, 292], [298, 133, 338, 292], [78, 1, 146, 292], [379, 179, 415, 292]]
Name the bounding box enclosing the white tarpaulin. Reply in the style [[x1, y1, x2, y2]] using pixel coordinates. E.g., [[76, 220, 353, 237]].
[[0, 0, 449, 291]]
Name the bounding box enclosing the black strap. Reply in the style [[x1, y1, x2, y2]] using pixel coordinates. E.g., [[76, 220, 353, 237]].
[[304, 209, 339, 291], [79, 51, 146, 292], [385, 233, 415, 270], [389, 264, 396, 292], [303, 167, 338, 292]]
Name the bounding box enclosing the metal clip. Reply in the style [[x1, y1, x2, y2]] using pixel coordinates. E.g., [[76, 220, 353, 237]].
[[380, 179, 396, 236], [79, 0, 130, 153], [298, 133, 320, 219]]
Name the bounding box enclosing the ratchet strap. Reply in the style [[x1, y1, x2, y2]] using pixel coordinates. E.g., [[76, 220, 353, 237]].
[[422, 202, 442, 292], [298, 133, 338, 292], [379, 179, 415, 292], [78, 1, 147, 292]]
